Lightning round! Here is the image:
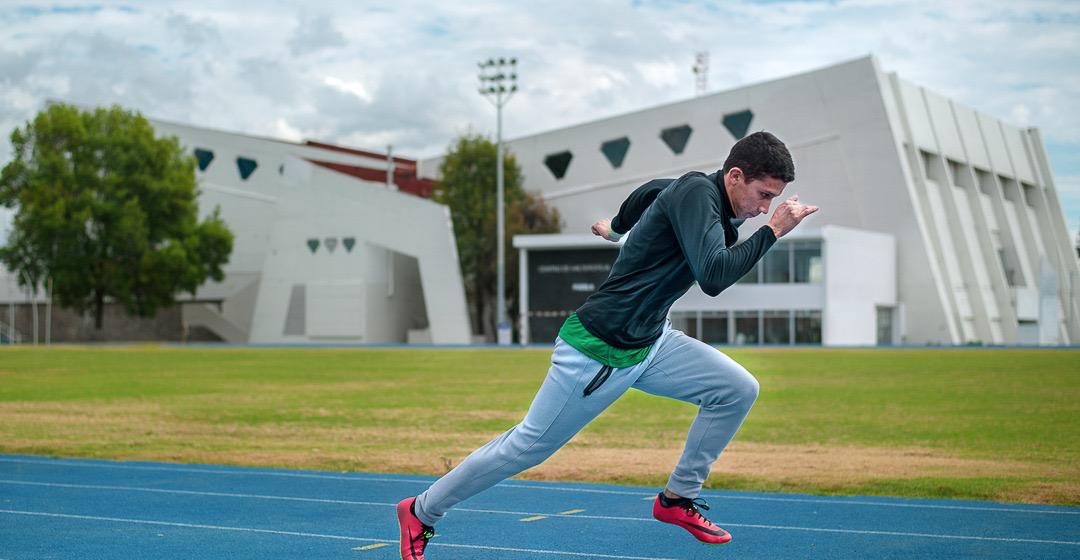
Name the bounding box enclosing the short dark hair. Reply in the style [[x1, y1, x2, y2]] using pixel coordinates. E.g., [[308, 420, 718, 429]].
[[722, 131, 795, 183]]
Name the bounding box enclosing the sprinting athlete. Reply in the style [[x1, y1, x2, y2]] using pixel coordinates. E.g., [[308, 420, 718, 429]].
[[397, 131, 817, 559]]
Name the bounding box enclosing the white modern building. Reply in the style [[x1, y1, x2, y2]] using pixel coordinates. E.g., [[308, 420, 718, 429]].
[[427, 55, 1079, 346], [3, 56, 1075, 346], [0, 120, 472, 345]]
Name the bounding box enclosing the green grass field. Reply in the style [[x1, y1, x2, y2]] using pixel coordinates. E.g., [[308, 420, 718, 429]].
[[1, 345, 1077, 505]]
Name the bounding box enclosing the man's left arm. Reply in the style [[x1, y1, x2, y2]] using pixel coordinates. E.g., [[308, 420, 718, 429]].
[[592, 178, 671, 242]]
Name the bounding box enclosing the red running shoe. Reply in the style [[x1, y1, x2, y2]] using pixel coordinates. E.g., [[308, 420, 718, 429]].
[[652, 492, 732, 544], [396, 497, 435, 560]]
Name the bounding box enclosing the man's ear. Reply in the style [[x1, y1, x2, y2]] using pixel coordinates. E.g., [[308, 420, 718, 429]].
[[727, 167, 743, 185]]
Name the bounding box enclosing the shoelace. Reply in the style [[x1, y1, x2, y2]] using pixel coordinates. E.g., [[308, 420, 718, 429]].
[[682, 498, 712, 522], [410, 525, 435, 554]]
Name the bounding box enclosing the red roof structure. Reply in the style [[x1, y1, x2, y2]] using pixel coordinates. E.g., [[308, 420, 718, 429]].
[[303, 140, 435, 199]]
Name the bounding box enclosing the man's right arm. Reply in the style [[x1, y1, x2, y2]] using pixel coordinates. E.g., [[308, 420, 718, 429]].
[[766, 194, 819, 238], [666, 175, 777, 296]]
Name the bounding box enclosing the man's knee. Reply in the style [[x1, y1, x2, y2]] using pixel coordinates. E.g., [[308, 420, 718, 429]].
[[739, 372, 761, 404], [706, 368, 759, 409]]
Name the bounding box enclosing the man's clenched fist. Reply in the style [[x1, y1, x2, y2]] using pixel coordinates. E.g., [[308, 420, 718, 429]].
[[767, 194, 819, 239]]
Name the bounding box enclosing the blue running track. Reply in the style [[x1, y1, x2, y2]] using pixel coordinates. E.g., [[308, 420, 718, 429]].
[[0, 454, 1077, 559]]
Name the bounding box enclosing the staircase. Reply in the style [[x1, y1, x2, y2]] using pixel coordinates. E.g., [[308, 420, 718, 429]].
[[181, 303, 248, 343]]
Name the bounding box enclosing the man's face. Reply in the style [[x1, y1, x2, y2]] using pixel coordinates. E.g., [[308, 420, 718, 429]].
[[727, 168, 786, 219]]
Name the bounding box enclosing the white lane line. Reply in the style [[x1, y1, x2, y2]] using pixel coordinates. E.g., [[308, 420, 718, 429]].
[[498, 483, 1080, 516], [0, 456, 381, 482], [0, 479, 392, 507], [452, 506, 1080, 545], [0, 509, 677, 560], [2, 456, 1076, 516], [719, 521, 1080, 547], [3, 480, 1078, 547]]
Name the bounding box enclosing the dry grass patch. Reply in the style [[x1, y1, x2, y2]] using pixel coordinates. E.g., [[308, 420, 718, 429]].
[[518, 441, 1048, 484], [4, 400, 1075, 504], [515, 441, 1080, 504]]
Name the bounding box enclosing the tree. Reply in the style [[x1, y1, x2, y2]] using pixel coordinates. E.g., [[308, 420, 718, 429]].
[[0, 103, 233, 330], [434, 134, 561, 339]]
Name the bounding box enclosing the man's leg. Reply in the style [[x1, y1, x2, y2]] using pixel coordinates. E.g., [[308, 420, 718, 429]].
[[632, 329, 760, 498], [632, 328, 759, 545], [411, 339, 637, 527]]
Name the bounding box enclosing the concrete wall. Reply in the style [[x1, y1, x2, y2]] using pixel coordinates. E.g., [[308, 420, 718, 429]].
[[428, 55, 1077, 344], [152, 122, 469, 344], [0, 302, 222, 343], [887, 73, 1078, 344], [246, 156, 469, 344], [0, 119, 472, 344], [821, 225, 896, 345]]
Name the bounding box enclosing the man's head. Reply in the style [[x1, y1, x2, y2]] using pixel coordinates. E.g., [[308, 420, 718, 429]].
[[721, 131, 795, 219]]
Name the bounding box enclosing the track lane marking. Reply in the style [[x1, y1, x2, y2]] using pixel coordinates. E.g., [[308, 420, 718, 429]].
[[1, 456, 1076, 516], [2, 480, 1078, 547], [0, 509, 676, 560], [353, 543, 389, 551], [720, 521, 1080, 546]]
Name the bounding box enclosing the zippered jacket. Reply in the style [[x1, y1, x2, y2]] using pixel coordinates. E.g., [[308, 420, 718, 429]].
[[575, 170, 777, 348]]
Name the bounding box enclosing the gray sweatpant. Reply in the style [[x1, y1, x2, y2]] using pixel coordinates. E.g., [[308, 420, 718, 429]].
[[413, 323, 760, 526]]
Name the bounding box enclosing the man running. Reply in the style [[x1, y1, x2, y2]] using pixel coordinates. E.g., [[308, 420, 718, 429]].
[[397, 131, 817, 559]]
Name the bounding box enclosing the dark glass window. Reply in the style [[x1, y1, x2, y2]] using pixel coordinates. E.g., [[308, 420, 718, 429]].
[[734, 311, 759, 344], [237, 157, 258, 180], [998, 248, 1023, 286], [600, 137, 630, 169], [660, 124, 692, 155], [701, 311, 728, 344], [764, 310, 791, 344], [722, 110, 754, 140], [795, 310, 822, 344], [544, 151, 573, 179], [763, 244, 790, 283], [877, 307, 894, 346], [194, 148, 214, 171], [793, 240, 823, 283]]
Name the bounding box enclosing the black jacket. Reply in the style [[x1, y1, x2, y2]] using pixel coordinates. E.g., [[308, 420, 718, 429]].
[[575, 171, 776, 348]]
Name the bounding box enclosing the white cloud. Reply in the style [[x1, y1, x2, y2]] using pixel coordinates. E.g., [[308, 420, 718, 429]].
[[0, 0, 1075, 227], [1011, 104, 1033, 127], [322, 76, 374, 104], [635, 60, 681, 89], [288, 12, 347, 56], [273, 118, 303, 142]]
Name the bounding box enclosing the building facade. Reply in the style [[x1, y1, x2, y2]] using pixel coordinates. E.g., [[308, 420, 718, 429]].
[[434, 56, 1079, 345], [0, 120, 472, 345]]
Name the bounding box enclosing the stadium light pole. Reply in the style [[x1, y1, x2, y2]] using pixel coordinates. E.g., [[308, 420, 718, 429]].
[[478, 57, 518, 344]]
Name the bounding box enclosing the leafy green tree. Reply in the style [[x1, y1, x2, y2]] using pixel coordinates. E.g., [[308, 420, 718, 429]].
[[435, 134, 561, 339], [0, 103, 233, 330]]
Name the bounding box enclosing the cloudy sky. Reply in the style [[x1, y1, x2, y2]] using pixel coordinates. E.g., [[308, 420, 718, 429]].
[[1, 1, 1078, 243]]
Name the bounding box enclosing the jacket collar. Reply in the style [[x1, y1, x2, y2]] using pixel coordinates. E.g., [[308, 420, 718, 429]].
[[708, 171, 741, 246]]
